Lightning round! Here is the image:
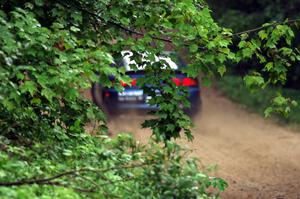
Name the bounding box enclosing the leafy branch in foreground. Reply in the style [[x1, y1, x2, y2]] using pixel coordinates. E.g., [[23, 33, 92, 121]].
[[0, 134, 227, 198], [232, 18, 300, 36], [0, 163, 149, 187]]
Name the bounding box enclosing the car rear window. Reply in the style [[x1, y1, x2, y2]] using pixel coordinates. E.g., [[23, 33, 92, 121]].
[[119, 51, 182, 71]]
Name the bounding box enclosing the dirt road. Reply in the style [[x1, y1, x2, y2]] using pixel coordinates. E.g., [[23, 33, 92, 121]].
[[107, 88, 300, 199]]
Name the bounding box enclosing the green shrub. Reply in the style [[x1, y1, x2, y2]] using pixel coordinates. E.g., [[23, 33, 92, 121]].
[[0, 134, 227, 199], [217, 75, 300, 125]]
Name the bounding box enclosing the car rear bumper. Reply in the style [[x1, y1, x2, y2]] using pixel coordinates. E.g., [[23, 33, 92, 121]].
[[101, 87, 201, 115]]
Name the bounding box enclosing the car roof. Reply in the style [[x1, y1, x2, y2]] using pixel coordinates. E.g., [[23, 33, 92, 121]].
[[119, 51, 180, 71]]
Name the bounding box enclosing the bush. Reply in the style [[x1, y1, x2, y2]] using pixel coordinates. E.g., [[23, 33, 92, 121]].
[[0, 134, 227, 198], [217, 75, 300, 125]]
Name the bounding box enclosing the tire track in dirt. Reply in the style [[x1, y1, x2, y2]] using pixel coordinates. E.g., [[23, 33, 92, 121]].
[[107, 88, 300, 199]]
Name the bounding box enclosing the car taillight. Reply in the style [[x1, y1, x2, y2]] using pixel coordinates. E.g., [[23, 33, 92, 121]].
[[172, 77, 197, 86], [131, 78, 137, 86], [182, 78, 197, 86], [120, 81, 128, 87], [120, 78, 137, 87], [172, 78, 181, 86], [104, 91, 110, 97]]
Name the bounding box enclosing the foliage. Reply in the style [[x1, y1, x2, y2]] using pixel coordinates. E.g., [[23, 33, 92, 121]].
[[0, 0, 300, 198], [140, 59, 194, 142], [0, 134, 227, 198], [0, 1, 227, 198], [207, 0, 300, 89], [218, 75, 300, 125], [207, 0, 300, 32], [0, 7, 115, 143]]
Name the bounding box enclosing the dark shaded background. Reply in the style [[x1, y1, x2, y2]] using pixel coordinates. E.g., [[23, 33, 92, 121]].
[[207, 0, 300, 89]]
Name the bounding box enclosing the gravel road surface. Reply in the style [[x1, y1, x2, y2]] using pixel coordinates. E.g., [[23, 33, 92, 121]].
[[106, 88, 300, 199]]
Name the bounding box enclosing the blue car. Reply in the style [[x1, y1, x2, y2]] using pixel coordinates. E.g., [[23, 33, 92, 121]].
[[91, 51, 201, 116]]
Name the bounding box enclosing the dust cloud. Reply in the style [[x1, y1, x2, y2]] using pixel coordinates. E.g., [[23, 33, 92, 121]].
[[106, 88, 300, 198]]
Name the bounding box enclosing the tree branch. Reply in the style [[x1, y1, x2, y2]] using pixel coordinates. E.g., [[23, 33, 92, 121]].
[[40, 181, 97, 193], [232, 18, 300, 36], [58, 0, 173, 44], [57, 0, 300, 51], [0, 162, 151, 187]]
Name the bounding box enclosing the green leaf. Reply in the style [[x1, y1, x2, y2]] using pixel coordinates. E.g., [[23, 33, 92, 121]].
[[34, 0, 44, 6], [20, 81, 37, 96], [238, 41, 246, 49], [258, 30, 268, 40], [218, 39, 230, 47], [62, 149, 73, 156], [70, 26, 80, 32], [16, 72, 25, 80], [244, 75, 265, 87], [291, 100, 298, 107], [41, 88, 55, 102], [86, 108, 95, 120], [217, 65, 226, 76], [273, 95, 287, 106], [189, 44, 198, 53], [65, 88, 79, 101], [240, 33, 249, 40], [264, 107, 273, 117], [242, 47, 253, 58], [264, 62, 273, 71], [30, 98, 41, 105]]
